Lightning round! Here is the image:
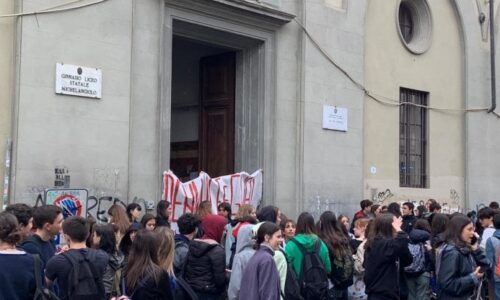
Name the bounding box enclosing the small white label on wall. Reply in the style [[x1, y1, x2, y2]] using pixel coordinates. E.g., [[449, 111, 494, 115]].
[[55, 63, 102, 99], [322, 105, 348, 131]]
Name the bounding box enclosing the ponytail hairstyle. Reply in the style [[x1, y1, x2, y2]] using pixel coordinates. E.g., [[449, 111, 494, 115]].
[[255, 222, 280, 250], [125, 230, 163, 292], [0, 212, 22, 246]]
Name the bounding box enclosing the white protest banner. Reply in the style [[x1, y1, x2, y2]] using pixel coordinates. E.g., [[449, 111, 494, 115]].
[[163, 170, 262, 223]]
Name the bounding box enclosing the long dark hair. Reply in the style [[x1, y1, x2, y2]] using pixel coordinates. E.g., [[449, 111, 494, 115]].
[[296, 212, 317, 235], [414, 218, 431, 233], [156, 200, 170, 221], [257, 206, 279, 223], [126, 203, 141, 222], [431, 213, 449, 237], [255, 222, 280, 250], [365, 213, 395, 252], [319, 211, 350, 256], [125, 230, 163, 292], [443, 214, 472, 248], [94, 224, 117, 254]]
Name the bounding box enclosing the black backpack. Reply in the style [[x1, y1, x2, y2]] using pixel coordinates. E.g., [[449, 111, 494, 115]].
[[33, 255, 60, 300], [279, 249, 304, 300], [289, 238, 329, 300], [61, 249, 105, 300]]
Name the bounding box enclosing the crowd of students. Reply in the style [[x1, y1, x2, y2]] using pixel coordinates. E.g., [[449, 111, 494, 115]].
[[1, 198, 500, 300]]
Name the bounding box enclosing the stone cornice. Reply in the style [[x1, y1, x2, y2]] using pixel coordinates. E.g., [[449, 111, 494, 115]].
[[165, 0, 295, 29]]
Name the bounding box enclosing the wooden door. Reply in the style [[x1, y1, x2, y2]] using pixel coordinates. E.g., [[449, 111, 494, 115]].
[[200, 52, 235, 177]]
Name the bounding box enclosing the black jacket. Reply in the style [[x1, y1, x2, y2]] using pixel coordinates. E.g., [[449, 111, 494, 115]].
[[437, 244, 489, 300], [364, 231, 413, 300], [184, 239, 226, 294], [155, 215, 170, 228], [402, 215, 417, 234], [131, 271, 174, 300]]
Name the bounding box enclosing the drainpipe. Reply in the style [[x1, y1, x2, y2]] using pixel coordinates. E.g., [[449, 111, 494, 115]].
[[489, 0, 497, 113]]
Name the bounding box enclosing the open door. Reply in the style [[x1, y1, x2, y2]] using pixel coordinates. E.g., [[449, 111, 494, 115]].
[[199, 52, 236, 177]]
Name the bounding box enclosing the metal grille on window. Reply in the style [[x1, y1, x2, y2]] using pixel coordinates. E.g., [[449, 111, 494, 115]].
[[399, 3, 413, 43], [399, 88, 427, 188]]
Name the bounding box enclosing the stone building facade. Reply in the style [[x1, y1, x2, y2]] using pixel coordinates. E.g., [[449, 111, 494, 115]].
[[0, 0, 499, 217]]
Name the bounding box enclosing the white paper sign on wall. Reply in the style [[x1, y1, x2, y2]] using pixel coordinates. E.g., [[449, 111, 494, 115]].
[[322, 105, 348, 132], [55, 63, 102, 99]]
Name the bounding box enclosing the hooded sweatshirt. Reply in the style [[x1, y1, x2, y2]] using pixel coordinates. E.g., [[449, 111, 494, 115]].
[[174, 234, 191, 276], [184, 214, 227, 294], [284, 233, 331, 278], [202, 214, 227, 243], [485, 229, 500, 282], [228, 224, 256, 300]]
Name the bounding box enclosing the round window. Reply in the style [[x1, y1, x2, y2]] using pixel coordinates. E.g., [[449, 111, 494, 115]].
[[396, 0, 432, 54]]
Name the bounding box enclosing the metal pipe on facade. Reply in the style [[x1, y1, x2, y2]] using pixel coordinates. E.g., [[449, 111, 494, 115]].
[[489, 0, 497, 113]]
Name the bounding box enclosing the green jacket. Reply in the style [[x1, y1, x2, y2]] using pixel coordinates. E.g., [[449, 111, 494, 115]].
[[284, 234, 331, 278]]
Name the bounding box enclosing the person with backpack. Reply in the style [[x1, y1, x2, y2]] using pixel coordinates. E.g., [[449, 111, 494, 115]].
[[92, 224, 124, 299], [122, 230, 174, 300], [0, 212, 37, 300], [21, 205, 63, 270], [184, 214, 227, 300], [437, 214, 489, 300], [318, 211, 353, 300], [239, 222, 283, 300], [404, 220, 431, 300], [363, 213, 412, 300], [285, 212, 331, 300], [485, 212, 500, 299], [228, 224, 256, 300], [45, 216, 108, 300], [174, 213, 201, 276]]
